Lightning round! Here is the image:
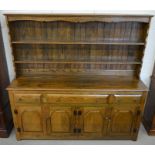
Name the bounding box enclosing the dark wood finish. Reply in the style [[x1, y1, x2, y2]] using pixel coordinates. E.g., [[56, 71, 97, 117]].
[[0, 24, 13, 137], [5, 14, 151, 140], [143, 63, 155, 135]]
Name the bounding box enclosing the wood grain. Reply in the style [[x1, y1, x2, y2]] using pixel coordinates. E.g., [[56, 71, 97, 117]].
[[6, 14, 150, 140]]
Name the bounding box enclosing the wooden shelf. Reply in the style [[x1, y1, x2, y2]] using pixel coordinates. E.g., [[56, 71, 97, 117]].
[[14, 61, 142, 65], [7, 75, 148, 91], [12, 41, 145, 46]]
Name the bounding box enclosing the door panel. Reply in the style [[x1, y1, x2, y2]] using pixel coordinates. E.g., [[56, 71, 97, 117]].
[[83, 109, 104, 133], [21, 110, 42, 132], [109, 106, 136, 136], [108, 105, 137, 136], [17, 105, 44, 136], [47, 106, 74, 137], [108, 94, 142, 137], [50, 109, 71, 132], [80, 106, 108, 138]]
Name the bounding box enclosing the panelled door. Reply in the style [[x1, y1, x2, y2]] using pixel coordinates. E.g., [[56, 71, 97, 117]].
[[15, 105, 44, 137], [46, 105, 109, 139], [107, 94, 142, 139], [79, 106, 108, 139], [108, 105, 139, 137], [46, 105, 76, 138]]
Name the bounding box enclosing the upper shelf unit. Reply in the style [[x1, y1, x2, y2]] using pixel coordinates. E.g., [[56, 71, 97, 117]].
[[6, 14, 151, 77]]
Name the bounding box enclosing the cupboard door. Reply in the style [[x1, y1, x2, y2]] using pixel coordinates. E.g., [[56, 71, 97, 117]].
[[108, 105, 138, 138], [46, 106, 75, 138], [107, 94, 142, 139], [79, 106, 108, 138], [16, 105, 44, 137]]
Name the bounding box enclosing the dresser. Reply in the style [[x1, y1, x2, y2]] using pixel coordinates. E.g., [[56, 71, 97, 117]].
[[143, 63, 155, 135], [6, 14, 151, 140], [0, 24, 13, 137]]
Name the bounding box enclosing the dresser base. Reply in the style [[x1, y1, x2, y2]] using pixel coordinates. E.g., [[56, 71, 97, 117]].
[[7, 76, 147, 141]]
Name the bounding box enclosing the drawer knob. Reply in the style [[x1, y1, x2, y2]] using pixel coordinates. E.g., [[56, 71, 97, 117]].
[[78, 110, 82, 116], [73, 128, 81, 133], [105, 117, 111, 121], [14, 109, 18, 114], [41, 95, 47, 103], [73, 110, 82, 116], [77, 128, 81, 133], [137, 110, 141, 116], [133, 128, 138, 133], [73, 110, 77, 115], [73, 128, 77, 133], [17, 127, 21, 132], [108, 94, 116, 104], [105, 117, 109, 120]]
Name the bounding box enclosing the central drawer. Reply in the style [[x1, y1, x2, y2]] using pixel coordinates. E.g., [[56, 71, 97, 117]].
[[41, 94, 109, 104], [14, 93, 109, 104]]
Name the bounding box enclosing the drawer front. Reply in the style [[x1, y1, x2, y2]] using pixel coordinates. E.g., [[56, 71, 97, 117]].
[[14, 93, 143, 105], [114, 94, 142, 104], [15, 94, 41, 104], [41, 94, 108, 104]]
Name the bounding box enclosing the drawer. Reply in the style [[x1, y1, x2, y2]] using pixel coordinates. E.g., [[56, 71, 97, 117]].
[[114, 94, 142, 104], [15, 94, 41, 104], [14, 93, 142, 105], [41, 94, 109, 104]]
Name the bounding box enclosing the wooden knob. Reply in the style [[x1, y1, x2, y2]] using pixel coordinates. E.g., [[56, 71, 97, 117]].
[[108, 94, 116, 104], [14, 109, 18, 114], [105, 117, 109, 120], [77, 128, 81, 133], [73, 128, 77, 133], [41, 94, 47, 103], [78, 110, 82, 116], [73, 110, 77, 115]]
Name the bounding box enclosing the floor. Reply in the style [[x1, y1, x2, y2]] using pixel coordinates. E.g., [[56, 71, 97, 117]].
[[0, 125, 155, 145]]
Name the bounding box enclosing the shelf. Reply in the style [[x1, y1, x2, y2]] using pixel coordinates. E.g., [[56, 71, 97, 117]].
[[7, 15, 151, 23], [7, 75, 148, 91], [14, 61, 142, 65], [12, 41, 145, 46]]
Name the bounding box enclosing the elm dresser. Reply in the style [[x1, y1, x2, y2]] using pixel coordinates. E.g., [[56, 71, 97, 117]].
[[0, 23, 13, 137], [5, 14, 151, 140]]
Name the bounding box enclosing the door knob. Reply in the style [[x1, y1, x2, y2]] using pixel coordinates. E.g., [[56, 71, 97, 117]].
[[77, 128, 81, 133], [73, 110, 77, 115], [78, 110, 82, 116], [73, 128, 77, 133], [73, 128, 81, 133]]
